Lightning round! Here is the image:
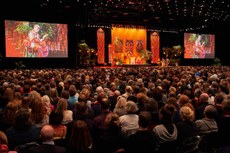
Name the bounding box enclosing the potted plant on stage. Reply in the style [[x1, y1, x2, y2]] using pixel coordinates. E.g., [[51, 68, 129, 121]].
[[78, 40, 97, 67], [113, 57, 123, 65], [162, 45, 183, 66], [136, 49, 151, 64]]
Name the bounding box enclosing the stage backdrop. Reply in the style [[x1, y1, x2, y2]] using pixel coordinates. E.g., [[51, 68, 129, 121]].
[[97, 28, 105, 64], [150, 32, 160, 64], [111, 27, 147, 65]]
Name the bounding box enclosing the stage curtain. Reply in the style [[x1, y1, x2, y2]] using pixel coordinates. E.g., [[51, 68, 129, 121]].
[[97, 28, 105, 64], [150, 32, 160, 64]]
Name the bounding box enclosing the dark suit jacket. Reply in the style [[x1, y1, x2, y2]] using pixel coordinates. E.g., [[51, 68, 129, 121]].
[[20, 144, 66, 153]]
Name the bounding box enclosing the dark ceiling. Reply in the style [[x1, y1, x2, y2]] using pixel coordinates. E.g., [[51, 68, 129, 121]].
[[2, 0, 230, 31]]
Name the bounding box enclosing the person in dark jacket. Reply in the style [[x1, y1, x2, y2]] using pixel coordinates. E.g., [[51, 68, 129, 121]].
[[20, 125, 66, 153]]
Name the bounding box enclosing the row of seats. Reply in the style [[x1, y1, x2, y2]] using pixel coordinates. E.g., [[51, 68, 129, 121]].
[[157, 132, 221, 153]]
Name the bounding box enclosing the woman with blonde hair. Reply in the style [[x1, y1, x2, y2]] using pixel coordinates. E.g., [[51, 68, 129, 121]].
[[122, 85, 133, 99], [41, 95, 53, 115], [113, 96, 127, 116], [174, 94, 195, 123], [119, 101, 139, 136], [176, 106, 197, 145]]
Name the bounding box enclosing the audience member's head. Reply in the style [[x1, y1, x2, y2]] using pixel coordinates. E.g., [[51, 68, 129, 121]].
[[78, 93, 87, 103], [42, 95, 52, 115], [61, 90, 70, 99], [159, 104, 176, 123], [69, 85, 77, 97], [138, 111, 152, 128], [0, 131, 8, 153], [49, 111, 63, 126], [100, 97, 111, 111], [21, 96, 31, 109], [68, 120, 92, 151], [40, 125, 54, 142], [96, 86, 104, 94], [14, 108, 32, 131], [56, 98, 68, 114], [179, 105, 195, 121], [115, 96, 127, 108], [125, 101, 138, 114], [177, 94, 190, 107], [75, 102, 88, 116], [214, 93, 225, 105], [203, 105, 217, 119], [199, 93, 209, 104], [125, 85, 133, 94], [166, 97, 178, 108], [105, 112, 120, 132]]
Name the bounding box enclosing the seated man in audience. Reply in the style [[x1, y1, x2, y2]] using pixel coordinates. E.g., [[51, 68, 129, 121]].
[[20, 125, 66, 153]]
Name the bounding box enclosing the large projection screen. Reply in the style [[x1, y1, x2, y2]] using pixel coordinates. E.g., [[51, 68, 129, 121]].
[[184, 33, 215, 59], [5, 20, 68, 58]]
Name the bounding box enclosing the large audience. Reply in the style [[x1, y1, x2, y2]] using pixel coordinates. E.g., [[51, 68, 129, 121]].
[[0, 66, 230, 153]]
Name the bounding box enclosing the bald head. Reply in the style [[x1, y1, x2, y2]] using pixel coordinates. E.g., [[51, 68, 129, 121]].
[[199, 93, 209, 103], [40, 125, 54, 141]]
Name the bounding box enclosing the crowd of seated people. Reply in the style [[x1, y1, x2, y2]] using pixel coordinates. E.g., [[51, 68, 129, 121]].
[[0, 66, 229, 153]]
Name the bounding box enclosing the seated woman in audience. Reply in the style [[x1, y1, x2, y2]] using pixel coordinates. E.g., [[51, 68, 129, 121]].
[[49, 111, 67, 140], [94, 112, 126, 153], [41, 95, 54, 116], [1, 101, 20, 132], [0, 130, 17, 153], [6, 108, 40, 150], [176, 106, 197, 146], [153, 104, 178, 153], [119, 101, 139, 137], [20, 96, 31, 111], [67, 120, 93, 153], [55, 98, 73, 125], [113, 95, 127, 117], [29, 91, 49, 128], [174, 94, 194, 123], [49, 88, 60, 108], [67, 85, 79, 110], [73, 101, 94, 136]]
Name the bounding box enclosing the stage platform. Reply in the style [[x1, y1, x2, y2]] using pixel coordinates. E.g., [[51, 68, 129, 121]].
[[92, 63, 162, 69]]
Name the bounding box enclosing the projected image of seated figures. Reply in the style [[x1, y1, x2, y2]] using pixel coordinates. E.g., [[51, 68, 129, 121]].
[[184, 33, 215, 59], [25, 24, 49, 57], [5, 20, 68, 58]]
